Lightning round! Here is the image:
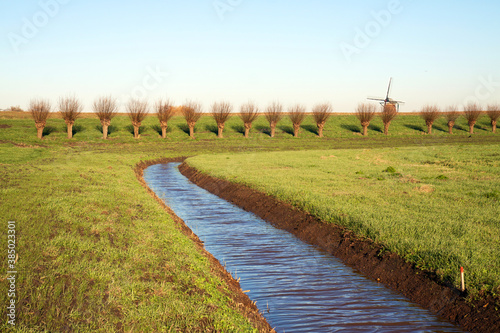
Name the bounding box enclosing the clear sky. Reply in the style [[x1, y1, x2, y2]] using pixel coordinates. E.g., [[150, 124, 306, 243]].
[[1, 0, 500, 113]]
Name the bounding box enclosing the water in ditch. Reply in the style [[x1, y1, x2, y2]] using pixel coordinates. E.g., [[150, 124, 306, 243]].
[[144, 163, 464, 332]]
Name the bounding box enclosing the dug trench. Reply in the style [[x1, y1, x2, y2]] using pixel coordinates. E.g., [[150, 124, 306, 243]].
[[178, 161, 500, 333], [135, 157, 274, 332]]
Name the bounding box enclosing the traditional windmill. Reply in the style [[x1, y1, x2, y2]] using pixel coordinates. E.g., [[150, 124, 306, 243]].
[[367, 78, 405, 111]]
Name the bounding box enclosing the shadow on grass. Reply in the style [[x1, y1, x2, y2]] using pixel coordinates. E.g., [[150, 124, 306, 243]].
[[177, 124, 196, 135], [254, 124, 271, 136], [453, 124, 468, 132], [278, 125, 294, 136], [205, 124, 218, 136], [368, 124, 383, 133], [432, 125, 448, 133], [42, 126, 57, 136], [151, 124, 172, 136], [404, 124, 425, 133], [96, 125, 118, 135], [231, 124, 245, 135], [301, 124, 318, 135], [340, 124, 361, 133], [124, 124, 147, 135], [61, 124, 85, 136]]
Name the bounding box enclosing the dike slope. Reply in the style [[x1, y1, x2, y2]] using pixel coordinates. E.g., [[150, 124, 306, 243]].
[[179, 161, 500, 333]]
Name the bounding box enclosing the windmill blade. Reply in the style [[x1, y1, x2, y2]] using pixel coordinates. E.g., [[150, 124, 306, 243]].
[[385, 77, 393, 101], [367, 97, 385, 101]]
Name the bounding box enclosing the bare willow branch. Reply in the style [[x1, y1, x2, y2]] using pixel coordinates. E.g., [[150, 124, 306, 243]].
[[156, 99, 175, 138], [265, 102, 283, 138], [29, 98, 51, 139], [58, 95, 83, 139], [182, 101, 202, 138], [93, 96, 117, 139], [380, 104, 397, 135], [463, 103, 483, 134], [30, 99, 51, 123], [211, 101, 232, 138], [444, 106, 460, 134], [93, 96, 118, 122], [289, 104, 306, 137], [240, 102, 259, 138], [59, 95, 83, 123], [487, 104, 500, 133], [212, 101, 232, 125], [127, 99, 149, 124], [156, 99, 175, 123], [312, 103, 332, 137], [420, 104, 441, 134], [356, 103, 376, 136]]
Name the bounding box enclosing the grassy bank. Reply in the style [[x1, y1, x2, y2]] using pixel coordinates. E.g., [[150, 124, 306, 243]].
[[0, 114, 499, 331], [186, 145, 500, 296], [0, 145, 265, 331]]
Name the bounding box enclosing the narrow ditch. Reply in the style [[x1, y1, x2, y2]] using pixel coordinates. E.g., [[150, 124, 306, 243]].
[[144, 162, 465, 332]]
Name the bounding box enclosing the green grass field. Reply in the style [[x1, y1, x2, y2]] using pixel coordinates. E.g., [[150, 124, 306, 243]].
[[187, 146, 500, 296], [1, 112, 499, 331]]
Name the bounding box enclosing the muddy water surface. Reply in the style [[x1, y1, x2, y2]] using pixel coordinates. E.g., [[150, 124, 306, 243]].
[[144, 163, 464, 332]]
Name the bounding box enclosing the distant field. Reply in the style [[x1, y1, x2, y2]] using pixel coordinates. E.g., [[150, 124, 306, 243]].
[[0, 112, 498, 147], [187, 146, 500, 296]]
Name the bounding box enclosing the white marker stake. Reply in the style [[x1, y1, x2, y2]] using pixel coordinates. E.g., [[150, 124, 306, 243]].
[[460, 267, 465, 292]]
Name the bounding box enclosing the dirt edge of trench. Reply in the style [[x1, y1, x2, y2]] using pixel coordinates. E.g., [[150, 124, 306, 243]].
[[135, 158, 274, 332], [179, 161, 500, 333]]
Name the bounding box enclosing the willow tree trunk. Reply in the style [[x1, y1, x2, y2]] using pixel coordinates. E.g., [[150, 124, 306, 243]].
[[217, 123, 224, 138], [317, 122, 325, 137], [132, 121, 141, 139], [188, 122, 195, 139], [101, 119, 110, 139], [361, 122, 369, 136], [468, 121, 476, 134], [244, 123, 251, 138], [160, 121, 168, 138], [426, 121, 433, 134], [383, 121, 391, 135], [448, 121, 455, 134], [35, 121, 45, 139], [492, 120, 497, 133], [66, 120, 74, 139], [293, 124, 300, 137], [270, 122, 276, 138]]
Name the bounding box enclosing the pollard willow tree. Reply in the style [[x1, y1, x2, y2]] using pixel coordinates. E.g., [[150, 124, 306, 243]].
[[93, 96, 118, 139], [355, 103, 376, 136], [288, 104, 306, 137], [420, 105, 441, 134], [487, 104, 500, 133], [312, 103, 332, 138], [444, 106, 460, 134], [29, 98, 51, 139], [182, 101, 202, 139], [239, 102, 259, 138], [265, 102, 283, 138], [212, 101, 232, 138], [380, 103, 398, 135], [463, 103, 482, 134], [127, 99, 149, 139], [156, 99, 175, 138], [59, 96, 83, 139]]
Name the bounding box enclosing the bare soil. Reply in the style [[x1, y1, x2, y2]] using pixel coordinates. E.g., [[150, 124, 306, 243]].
[[179, 162, 500, 333], [135, 158, 274, 332]]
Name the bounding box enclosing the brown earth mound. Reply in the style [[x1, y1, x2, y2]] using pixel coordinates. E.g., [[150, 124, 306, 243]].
[[135, 158, 274, 332], [179, 162, 500, 333]]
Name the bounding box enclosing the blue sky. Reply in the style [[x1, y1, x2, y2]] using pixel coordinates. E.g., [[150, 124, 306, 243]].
[[1, 0, 500, 112]]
